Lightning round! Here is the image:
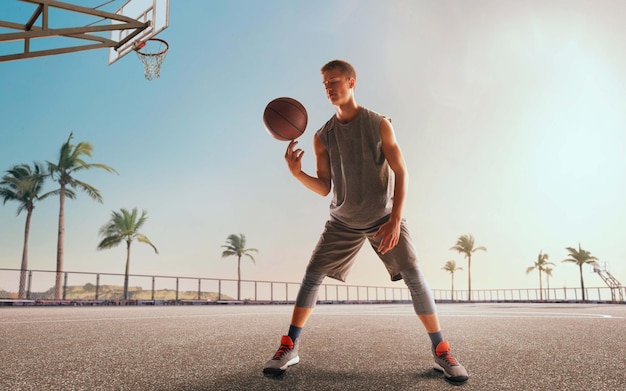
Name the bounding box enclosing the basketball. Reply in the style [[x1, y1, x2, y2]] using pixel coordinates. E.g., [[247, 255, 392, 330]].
[[263, 97, 308, 141]]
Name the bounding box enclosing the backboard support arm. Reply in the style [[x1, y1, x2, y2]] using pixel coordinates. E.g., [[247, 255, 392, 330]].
[[0, 0, 151, 62]]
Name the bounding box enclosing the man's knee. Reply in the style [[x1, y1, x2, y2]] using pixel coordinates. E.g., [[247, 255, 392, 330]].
[[295, 269, 326, 308]]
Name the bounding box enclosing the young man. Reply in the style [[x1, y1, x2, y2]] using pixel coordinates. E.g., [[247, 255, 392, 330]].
[[262, 60, 468, 383]]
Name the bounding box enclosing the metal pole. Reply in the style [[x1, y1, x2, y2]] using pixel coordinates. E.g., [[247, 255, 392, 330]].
[[270, 282, 273, 302], [255, 281, 257, 301], [198, 279, 201, 300], [151, 276, 155, 301], [26, 270, 32, 300], [176, 278, 179, 302], [96, 274, 100, 300], [63, 272, 68, 300], [218, 280, 222, 301]]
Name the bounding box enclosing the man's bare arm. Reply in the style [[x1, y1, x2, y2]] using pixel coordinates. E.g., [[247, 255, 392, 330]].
[[285, 134, 331, 196], [374, 117, 408, 254]]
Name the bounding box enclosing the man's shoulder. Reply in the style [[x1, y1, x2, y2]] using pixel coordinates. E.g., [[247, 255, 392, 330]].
[[315, 115, 336, 138], [361, 107, 386, 120]]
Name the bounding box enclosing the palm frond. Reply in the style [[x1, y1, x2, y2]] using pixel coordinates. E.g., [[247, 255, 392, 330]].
[[98, 207, 157, 254], [136, 235, 159, 254], [97, 235, 124, 250], [221, 233, 258, 261], [450, 234, 486, 256]]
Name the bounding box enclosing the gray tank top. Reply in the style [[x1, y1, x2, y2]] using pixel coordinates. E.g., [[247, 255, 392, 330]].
[[316, 107, 394, 229]]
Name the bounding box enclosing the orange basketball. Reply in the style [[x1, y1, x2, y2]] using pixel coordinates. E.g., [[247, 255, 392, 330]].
[[263, 97, 308, 141]]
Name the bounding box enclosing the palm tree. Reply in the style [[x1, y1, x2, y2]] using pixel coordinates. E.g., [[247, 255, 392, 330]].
[[525, 251, 554, 301], [97, 208, 158, 300], [562, 243, 598, 301], [0, 163, 50, 298], [48, 133, 117, 299], [221, 233, 258, 301], [442, 260, 463, 301], [450, 234, 486, 301]]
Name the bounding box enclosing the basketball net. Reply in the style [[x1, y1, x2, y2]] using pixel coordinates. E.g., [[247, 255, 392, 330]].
[[134, 38, 169, 80]]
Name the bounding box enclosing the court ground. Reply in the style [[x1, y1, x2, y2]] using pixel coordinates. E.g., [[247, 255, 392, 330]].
[[0, 303, 624, 390]]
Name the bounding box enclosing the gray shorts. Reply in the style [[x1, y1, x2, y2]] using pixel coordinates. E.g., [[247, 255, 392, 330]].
[[306, 217, 418, 282]]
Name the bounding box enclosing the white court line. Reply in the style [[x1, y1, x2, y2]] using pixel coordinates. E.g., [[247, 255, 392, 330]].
[[313, 307, 624, 319], [317, 311, 622, 319], [0, 313, 253, 325], [438, 312, 620, 319], [1, 306, 622, 324]]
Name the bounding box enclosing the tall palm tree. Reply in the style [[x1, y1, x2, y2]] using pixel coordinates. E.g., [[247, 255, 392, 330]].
[[48, 133, 117, 299], [97, 208, 158, 300], [450, 234, 486, 301], [442, 260, 463, 301], [525, 251, 554, 301], [221, 233, 258, 301], [0, 163, 50, 298], [562, 243, 598, 301]]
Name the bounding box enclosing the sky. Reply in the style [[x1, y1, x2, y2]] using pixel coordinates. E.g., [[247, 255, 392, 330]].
[[1, 0, 625, 295]]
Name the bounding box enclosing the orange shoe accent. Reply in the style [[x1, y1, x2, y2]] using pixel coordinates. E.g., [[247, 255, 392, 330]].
[[272, 336, 294, 359], [435, 341, 459, 366]]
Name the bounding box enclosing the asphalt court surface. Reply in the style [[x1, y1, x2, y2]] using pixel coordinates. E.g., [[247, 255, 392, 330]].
[[0, 303, 624, 390]]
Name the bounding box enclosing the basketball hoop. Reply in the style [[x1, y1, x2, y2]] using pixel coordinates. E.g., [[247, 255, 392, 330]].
[[134, 38, 169, 80]]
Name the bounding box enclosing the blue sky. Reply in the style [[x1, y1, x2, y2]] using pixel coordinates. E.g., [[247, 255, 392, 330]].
[[1, 0, 625, 294]]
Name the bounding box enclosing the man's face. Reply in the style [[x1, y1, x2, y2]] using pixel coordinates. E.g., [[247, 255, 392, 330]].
[[322, 69, 354, 105]]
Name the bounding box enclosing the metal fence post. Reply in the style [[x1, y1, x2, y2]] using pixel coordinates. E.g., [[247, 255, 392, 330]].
[[218, 280, 222, 301], [198, 279, 201, 300], [63, 272, 68, 300], [176, 278, 179, 301], [26, 270, 32, 300], [151, 276, 155, 301], [96, 274, 100, 300]]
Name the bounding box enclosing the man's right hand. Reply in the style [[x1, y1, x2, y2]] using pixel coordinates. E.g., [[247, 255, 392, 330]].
[[285, 140, 304, 176]]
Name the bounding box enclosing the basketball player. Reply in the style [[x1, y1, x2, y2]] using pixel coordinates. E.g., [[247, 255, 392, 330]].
[[263, 59, 468, 383]]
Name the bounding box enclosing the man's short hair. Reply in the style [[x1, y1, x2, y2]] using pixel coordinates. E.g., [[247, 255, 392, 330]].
[[321, 59, 356, 80]]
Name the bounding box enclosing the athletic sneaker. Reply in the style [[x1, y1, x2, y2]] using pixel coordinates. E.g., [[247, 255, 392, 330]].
[[432, 341, 469, 383], [262, 335, 300, 376]]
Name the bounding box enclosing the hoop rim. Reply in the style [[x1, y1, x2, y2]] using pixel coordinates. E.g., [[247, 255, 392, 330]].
[[134, 38, 169, 57]]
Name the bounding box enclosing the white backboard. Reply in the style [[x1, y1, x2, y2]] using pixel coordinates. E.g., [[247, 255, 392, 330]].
[[108, 0, 169, 65]]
